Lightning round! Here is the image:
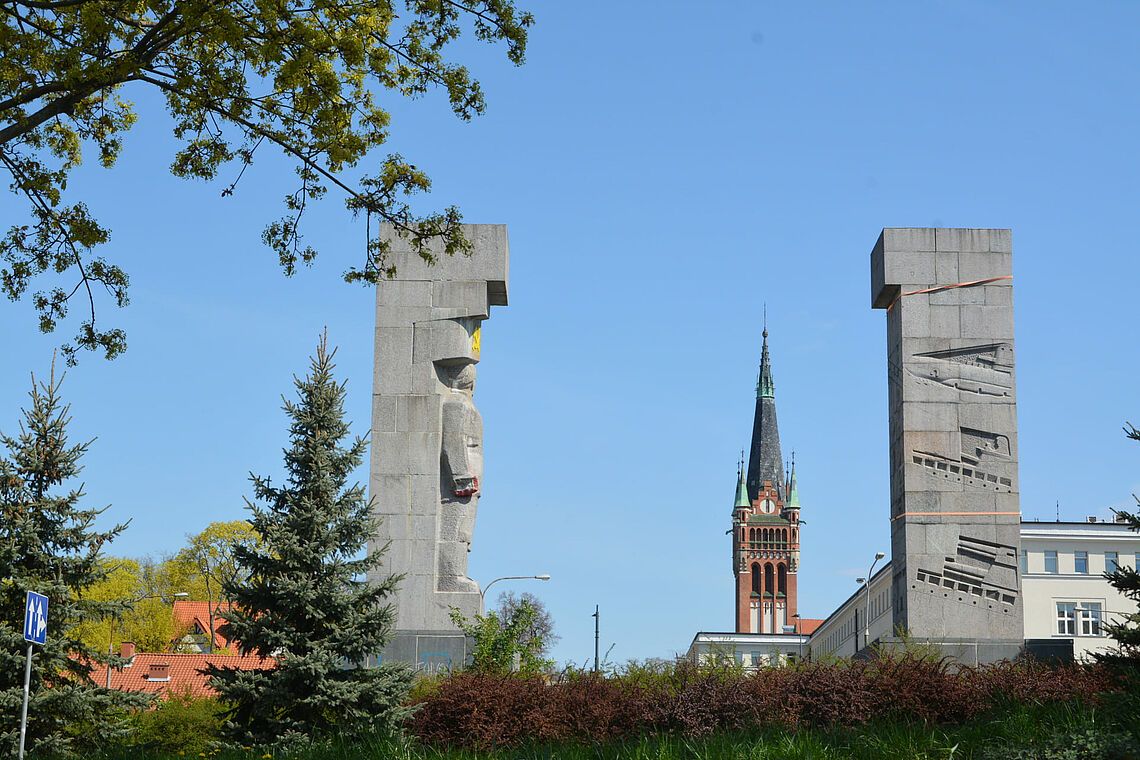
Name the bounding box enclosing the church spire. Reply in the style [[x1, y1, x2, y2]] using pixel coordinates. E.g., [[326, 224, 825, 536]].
[[757, 316, 775, 399], [786, 452, 800, 509], [746, 323, 783, 502], [734, 454, 750, 509]]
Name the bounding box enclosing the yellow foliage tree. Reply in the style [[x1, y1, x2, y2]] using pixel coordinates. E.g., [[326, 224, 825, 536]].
[[169, 520, 261, 652], [71, 558, 182, 655]]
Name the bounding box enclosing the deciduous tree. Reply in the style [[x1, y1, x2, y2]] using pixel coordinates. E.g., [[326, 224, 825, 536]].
[[450, 594, 555, 675], [171, 520, 260, 652], [1, 0, 533, 362], [494, 590, 558, 660], [69, 557, 180, 654]]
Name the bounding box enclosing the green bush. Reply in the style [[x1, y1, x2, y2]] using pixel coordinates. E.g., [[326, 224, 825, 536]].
[[128, 690, 225, 756]]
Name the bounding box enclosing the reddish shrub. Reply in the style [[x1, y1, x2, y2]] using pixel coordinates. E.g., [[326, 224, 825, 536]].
[[407, 658, 1118, 749]]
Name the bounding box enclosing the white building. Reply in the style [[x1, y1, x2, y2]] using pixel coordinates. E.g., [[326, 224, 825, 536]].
[[687, 631, 811, 668], [805, 519, 1139, 663]]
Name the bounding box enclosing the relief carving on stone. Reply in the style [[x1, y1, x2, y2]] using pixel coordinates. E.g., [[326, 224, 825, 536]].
[[433, 320, 484, 595], [905, 342, 1013, 398], [911, 426, 1015, 493], [914, 535, 1019, 611]]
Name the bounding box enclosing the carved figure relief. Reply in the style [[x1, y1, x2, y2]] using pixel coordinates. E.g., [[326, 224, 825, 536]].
[[433, 319, 484, 595]]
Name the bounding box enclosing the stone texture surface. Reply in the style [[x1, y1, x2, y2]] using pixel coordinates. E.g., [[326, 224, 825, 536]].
[[369, 630, 473, 674], [368, 224, 509, 638], [871, 228, 1024, 646]]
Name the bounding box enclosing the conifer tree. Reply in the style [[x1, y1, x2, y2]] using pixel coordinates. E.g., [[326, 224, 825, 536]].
[[0, 364, 147, 757], [207, 335, 412, 747], [1099, 422, 1140, 667]]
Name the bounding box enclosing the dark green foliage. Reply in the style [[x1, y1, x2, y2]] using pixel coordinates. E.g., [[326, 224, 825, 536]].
[[127, 691, 224, 756], [980, 726, 1140, 760], [206, 334, 412, 747], [1098, 422, 1140, 668], [449, 596, 555, 675], [0, 364, 149, 757]]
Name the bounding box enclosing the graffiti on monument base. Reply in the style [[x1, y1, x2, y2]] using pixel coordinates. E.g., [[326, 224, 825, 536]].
[[418, 651, 454, 674]]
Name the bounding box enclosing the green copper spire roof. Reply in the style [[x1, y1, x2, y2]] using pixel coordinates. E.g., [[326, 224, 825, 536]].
[[734, 456, 750, 509], [786, 453, 800, 508], [756, 327, 775, 399]]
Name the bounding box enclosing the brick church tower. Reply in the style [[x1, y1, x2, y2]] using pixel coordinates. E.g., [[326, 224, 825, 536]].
[[732, 327, 801, 634]]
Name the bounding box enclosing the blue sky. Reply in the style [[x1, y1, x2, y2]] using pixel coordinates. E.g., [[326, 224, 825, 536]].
[[2, 1, 1138, 666]]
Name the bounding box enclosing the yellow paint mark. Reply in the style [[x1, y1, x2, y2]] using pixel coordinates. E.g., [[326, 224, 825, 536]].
[[471, 325, 481, 356]]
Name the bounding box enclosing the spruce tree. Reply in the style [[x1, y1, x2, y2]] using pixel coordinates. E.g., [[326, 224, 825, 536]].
[[207, 335, 412, 747], [0, 364, 147, 757], [1099, 422, 1140, 667]]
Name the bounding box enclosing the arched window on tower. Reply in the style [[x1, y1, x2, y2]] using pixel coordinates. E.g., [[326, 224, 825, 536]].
[[778, 563, 787, 595], [751, 563, 761, 594], [749, 528, 755, 543], [764, 564, 774, 597]]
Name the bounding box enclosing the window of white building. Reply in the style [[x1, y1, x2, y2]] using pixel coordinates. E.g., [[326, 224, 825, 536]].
[[1044, 550, 1058, 574], [1106, 552, 1119, 573], [1020, 549, 1027, 574], [1079, 603, 1103, 636], [1074, 551, 1088, 574], [1056, 602, 1076, 635]]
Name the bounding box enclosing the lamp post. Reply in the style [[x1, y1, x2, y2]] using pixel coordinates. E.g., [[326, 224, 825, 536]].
[[479, 574, 551, 604], [792, 613, 802, 661], [106, 591, 188, 688], [856, 551, 886, 652]]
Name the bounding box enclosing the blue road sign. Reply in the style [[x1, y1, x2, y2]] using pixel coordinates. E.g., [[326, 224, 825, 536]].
[[23, 591, 48, 645]]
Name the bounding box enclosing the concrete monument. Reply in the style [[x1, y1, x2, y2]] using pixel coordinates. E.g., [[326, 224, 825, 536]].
[[871, 228, 1023, 661], [369, 224, 508, 668]]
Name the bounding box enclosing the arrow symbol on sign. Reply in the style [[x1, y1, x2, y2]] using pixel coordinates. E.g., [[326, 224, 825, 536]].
[[35, 601, 46, 638]]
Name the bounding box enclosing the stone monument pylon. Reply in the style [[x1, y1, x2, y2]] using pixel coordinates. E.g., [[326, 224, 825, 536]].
[[871, 228, 1023, 663], [369, 224, 508, 669]]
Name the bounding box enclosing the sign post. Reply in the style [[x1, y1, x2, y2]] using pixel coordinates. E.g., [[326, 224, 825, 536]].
[[19, 590, 48, 760]]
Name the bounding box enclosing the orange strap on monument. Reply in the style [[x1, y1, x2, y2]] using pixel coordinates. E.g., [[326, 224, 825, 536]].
[[886, 274, 1013, 312]]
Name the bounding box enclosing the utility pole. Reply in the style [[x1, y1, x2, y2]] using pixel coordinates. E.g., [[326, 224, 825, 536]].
[[592, 605, 600, 674]]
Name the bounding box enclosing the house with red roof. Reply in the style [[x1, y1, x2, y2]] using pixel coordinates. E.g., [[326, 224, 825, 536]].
[[88, 642, 275, 699], [172, 600, 233, 653]]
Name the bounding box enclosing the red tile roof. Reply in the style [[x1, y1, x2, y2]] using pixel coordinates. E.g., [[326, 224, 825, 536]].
[[797, 618, 825, 635], [87, 652, 276, 699], [172, 601, 234, 650]]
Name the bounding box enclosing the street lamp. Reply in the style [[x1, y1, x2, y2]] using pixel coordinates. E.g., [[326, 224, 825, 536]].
[[106, 591, 189, 688], [479, 574, 551, 604], [857, 551, 886, 652], [792, 613, 802, 661]]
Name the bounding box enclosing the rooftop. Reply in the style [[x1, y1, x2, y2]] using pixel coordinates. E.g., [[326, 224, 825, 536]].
[[86, 650, 275, 699]]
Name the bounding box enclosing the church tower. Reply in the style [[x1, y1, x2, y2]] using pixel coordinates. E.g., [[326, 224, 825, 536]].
[[732, 328, 801, 634]]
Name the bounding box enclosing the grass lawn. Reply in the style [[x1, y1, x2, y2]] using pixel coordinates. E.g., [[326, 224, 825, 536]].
[[90, 699, 1140, 760]]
